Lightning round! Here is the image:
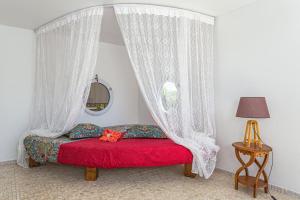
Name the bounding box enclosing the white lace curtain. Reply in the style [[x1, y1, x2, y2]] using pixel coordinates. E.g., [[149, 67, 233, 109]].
[[17, 7, 103, 167], [115, 5, 219, 178]]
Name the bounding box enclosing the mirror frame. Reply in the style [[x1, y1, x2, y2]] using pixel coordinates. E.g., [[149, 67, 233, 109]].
[[85, 79, 113, 116]]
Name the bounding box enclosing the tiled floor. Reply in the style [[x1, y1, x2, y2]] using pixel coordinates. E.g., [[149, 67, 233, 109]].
[[0, 163, 299, 200]]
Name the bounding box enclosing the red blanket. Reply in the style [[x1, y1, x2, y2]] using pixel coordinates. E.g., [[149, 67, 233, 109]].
[[57, 138, 192, 168]]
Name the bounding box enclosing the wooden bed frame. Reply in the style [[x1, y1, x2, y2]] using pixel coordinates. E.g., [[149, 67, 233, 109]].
[[29, 157, 196, 181]]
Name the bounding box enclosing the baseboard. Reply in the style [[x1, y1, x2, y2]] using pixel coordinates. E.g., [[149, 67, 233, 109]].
[[216, 167, 300, 198], [0, 160, 16, 165]]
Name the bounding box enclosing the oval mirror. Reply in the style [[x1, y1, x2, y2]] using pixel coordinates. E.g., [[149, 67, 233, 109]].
[[85, 80, 113, 116]]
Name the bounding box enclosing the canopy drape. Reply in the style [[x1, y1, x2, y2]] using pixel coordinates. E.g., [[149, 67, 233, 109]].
[[114, 4, 219, 178], [17, 7, 103, 167]]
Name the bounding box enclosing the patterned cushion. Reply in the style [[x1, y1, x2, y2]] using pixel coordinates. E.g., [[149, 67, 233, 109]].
[[124, 125, 168, 139], [68, 123, 104, 139]]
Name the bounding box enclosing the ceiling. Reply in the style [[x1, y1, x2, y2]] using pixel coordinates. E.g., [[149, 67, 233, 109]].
[[0, 0, 257, 30]]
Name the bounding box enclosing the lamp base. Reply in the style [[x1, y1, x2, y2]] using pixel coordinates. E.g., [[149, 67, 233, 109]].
[[243, 120, 263, 148]]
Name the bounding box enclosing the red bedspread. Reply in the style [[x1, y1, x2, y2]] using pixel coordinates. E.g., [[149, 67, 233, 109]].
[[57, 138, 193, 168]]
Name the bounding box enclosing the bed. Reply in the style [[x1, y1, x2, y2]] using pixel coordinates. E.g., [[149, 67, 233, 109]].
[[24, 126, 195, 181]]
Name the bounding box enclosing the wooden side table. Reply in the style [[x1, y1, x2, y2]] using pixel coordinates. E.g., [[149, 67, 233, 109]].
[[232, 142, 272, 198]]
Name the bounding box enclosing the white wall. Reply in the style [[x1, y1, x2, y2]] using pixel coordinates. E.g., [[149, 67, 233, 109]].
[[215, 0, 300, 194], [138, 93, 155, 125], [79, 42, 141, 126], [0, 25, 35, 162]]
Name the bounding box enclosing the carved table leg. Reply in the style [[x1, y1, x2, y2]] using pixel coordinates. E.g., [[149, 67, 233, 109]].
[[85, 167, 98, 181], [235, 149, 249, 177], [234, 151, 255, 190], [254, 154, 269, 197], [184, 164, 196, 178]]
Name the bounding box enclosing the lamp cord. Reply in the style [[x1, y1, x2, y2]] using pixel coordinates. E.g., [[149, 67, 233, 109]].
[[268, 151, 276, 200]]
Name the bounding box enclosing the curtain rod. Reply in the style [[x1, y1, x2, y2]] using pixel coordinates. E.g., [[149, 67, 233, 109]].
[[35, 3, 214, 31]]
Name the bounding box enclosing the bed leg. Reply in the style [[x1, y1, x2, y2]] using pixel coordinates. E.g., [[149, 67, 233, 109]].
[[184, 164, 196, 178], [28, 157, 40, 168], [85, 167, 98, 181]]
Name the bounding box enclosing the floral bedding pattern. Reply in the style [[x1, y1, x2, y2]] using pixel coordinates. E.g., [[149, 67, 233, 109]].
[[105, 124, 168, 139], [125, 125, 167, 138], [68, 123, 104, 139], [24, 135, 73, 164]]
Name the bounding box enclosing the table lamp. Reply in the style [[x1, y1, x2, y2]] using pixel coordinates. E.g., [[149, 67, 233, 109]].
[[236, 97, 270, 147]]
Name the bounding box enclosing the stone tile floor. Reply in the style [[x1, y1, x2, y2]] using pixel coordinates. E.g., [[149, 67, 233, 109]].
[[0, 163, 299, 200]]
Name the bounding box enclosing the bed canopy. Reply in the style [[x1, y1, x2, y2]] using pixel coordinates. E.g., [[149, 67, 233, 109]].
[[18, 4, 219, 179]]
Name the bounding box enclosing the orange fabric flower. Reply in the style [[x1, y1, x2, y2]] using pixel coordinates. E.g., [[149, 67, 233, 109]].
[[99, 129, 123, 142]]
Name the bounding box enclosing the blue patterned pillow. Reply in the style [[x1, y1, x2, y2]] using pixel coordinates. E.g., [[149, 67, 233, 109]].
[[124, 125, 167, 139], [68, 123, 104, 139]]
